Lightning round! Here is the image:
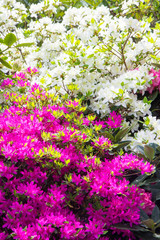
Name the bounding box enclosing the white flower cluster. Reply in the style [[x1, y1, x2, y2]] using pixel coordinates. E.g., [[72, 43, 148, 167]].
[[0, 0, 27, 30], [128, 115, 160, 152], [1, 0, 160, 150]]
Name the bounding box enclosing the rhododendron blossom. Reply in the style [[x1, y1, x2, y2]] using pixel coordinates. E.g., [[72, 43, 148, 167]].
[[106, 111, 123, 129]]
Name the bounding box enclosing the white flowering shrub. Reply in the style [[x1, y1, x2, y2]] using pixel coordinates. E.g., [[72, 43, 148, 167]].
[[1, 0, 160, 152]]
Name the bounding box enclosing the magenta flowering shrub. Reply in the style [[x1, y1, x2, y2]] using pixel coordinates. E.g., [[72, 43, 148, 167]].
[[0, 70, 156, 239]]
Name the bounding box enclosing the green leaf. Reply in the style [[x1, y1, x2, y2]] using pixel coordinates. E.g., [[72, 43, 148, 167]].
[[150, 55, 160, 61], [132, 174, 148, 187], [136, 145, 145, 156], [0, 58, 12, 69], [0, 38, 4, 44], [151, 189, 160, 202], [112, 223, 148, 232], [115, 127, 131, 142], [152, 206, 160, 224], [148, 91, 158, 101], [4, 33, 17, 47], [113, 140, 131, 150], [150, 182, 160, 190], [144, 145, 155, 161], [143, 96, 152, 104], [156, 170, 160, 179], [140, 208, 150, 221], [142, 219, 155, 231], [15, 42, 34, 47], [102, 130, 114, 141]]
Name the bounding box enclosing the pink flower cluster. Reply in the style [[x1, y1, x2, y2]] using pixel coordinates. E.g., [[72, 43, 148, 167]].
[[105, 111, 123, 128], [0, 70, 155, 240], [91, 111, 123, 129], [1, 67, 38, 90], [147, 68, 160, 94]]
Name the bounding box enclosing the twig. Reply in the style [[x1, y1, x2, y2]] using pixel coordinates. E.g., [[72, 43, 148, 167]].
[[121, 31, 133, 71]]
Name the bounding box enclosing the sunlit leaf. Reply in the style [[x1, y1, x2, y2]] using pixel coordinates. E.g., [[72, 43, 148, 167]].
[[15, 42, 34, 48], [4, 33, 17, 47], [0, 58, 12, 69]]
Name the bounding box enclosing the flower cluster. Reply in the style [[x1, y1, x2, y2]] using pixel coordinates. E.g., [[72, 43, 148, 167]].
[[147, 68, 160, 94], [0, 73, 155, 239]]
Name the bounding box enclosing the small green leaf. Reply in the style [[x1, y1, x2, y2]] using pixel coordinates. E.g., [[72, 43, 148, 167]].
[[0, 58, 12, 69], [143, 96, 152, 104], [152, 206, 160, 224], [144, 145, 155, 161], [15, 42, 34, 48], [4, 33, 17, 47]]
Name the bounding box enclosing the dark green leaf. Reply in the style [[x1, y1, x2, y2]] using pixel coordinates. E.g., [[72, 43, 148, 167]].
[[113, 141, 131, 150], [149, 182, 160, 190], [156, 170, 160, 179], [132, 174, 148, 186], [112, 223, 148, 232], [148, 143, 160, 154], [155, 192, 160, 201], [0, 58, 12, 69], [15, 42, 34, 47], [157, 146, 160, 152], [152, 206, 160, 223], [151, 189, 160, 202], [140, 208, 150, 221], [136, 145, 145, 154], [102, 130, 114, 141], [115, 127, 131, 142], [4, 33, 17, 47], [148, 90, 158, 101], [144, 145, 155, 160]]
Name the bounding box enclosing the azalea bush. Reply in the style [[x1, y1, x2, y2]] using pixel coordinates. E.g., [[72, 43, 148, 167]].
[[0, 69, 157, 240], [1, 0, 160, 239]]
